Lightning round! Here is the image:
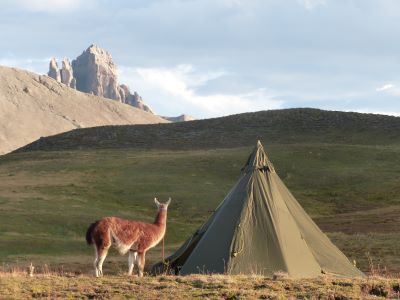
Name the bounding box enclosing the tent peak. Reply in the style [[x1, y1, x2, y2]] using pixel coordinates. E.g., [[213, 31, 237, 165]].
[[243, 140, 275, 173]]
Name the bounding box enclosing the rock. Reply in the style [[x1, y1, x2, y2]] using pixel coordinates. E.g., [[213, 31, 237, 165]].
[[60, 58, 75, 88], [71, 78, 76, 89], [72, 44, 122, 101], [118, 85, 126, 103], [130, 91, 154, 113], [162, 114, 195, 122], [47, 44, 157, 114], [48, 58, 60, 82], [119, 84, 154, 114]]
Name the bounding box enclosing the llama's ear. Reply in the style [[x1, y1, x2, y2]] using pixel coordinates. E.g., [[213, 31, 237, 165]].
[[166, 197, 171, 206], [154, 197, 160, 207]]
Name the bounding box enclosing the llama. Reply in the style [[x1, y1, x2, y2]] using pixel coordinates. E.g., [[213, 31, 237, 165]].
[[85, 197, 171, 277]]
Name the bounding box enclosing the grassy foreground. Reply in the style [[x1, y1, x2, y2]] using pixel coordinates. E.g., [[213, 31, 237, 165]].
[[1, 144, 400, 275], [0, 272, 399, 299]]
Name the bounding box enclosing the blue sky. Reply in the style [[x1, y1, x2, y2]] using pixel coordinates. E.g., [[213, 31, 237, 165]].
[[1, 0, 399, 118]]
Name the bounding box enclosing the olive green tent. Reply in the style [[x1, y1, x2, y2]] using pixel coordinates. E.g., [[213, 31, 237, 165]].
[[152, 141, 364, 278]]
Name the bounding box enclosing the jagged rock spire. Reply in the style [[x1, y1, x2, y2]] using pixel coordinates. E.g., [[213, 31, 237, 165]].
[[48, 58, 60, 82], [60, 58, 75, 88], [46, 45, 154, 114]]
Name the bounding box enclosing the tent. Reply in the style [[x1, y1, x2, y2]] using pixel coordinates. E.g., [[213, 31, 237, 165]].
[[152, 141, 364, 278]]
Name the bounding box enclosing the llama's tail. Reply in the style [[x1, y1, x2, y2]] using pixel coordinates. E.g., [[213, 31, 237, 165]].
[[86, 221, 99, 245]]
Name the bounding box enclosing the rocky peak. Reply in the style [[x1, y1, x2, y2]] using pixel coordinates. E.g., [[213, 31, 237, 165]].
[[60, 58, 75, 89], [48, 58, 60, 82], [46, 44, 156, 114], [72, 45, 121, 101]]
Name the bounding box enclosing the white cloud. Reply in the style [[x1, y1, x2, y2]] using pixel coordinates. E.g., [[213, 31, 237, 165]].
[[352, 109, 400, 117], [0, 57, 49, 73], [120, 64, 283, 118], [376, 83, 394, 92], [3, 0, 94, 13], [297, 0, 327, 10], [375, 83, 400, 96]]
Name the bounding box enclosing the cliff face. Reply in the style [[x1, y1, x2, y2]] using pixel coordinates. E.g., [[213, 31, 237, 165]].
[[72, 45, 120, 100], [47, 44, 153, 113]]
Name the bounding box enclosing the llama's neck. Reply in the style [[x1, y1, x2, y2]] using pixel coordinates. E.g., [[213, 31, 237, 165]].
[[154, 210, 167, 227]]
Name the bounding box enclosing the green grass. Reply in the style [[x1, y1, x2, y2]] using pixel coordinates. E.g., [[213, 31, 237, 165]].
[[1, 143, 400, 275]]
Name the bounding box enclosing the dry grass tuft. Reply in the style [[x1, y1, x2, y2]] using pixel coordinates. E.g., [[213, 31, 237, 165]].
[[1, 271, 399, 299]]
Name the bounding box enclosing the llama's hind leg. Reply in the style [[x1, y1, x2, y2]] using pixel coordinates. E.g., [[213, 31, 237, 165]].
[[93, 246, 99, 277], [94, 228, 111, 277], [137, 251, 146, 277], [128, 249, 137, 275], [96, 247, 109, 277]]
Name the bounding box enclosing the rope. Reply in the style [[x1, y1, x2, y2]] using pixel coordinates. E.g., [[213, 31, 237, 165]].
[[162, 236, 165, 263]]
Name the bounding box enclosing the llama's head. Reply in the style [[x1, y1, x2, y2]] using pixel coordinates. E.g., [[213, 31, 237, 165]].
[[154, 197, 171, 212]]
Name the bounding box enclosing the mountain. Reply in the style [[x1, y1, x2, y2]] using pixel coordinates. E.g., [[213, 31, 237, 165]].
[[48, 44, 153, 113], [15, 108, 400, 153], [162, 114, 195, 122], [0, 65, 168, 155]]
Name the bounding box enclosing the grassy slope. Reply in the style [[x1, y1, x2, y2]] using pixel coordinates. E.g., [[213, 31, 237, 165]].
[[2, 108, 400, 298], [16, 108, 400, 153], [1, 143, 400, 275], [1, 273, 399, 299]]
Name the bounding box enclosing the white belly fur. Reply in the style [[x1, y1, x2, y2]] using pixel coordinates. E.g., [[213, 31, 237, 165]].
[[110, 229, 135, 255]]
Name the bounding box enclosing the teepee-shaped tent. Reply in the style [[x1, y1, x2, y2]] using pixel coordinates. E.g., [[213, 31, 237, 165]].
[[152, 141, 364, 278]]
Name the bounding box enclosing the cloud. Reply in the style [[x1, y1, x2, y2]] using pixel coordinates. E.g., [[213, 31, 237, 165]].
[[376, 83, 394, 92], [297, 0, 327, 10], [120, 64, 283, 118], [2, 0, 94, 13], [0, 57, 50, 73], [352, 109, 400, 117], [375, 83, 400, 96]]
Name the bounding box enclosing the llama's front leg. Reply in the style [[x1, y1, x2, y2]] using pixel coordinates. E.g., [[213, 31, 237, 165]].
[[128, 250, 137, 275], [137, 251, 146, 277]]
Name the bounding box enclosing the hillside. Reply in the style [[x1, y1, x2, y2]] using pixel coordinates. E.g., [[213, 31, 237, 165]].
[[1, 145, 400, 275], [0, 66, 167, 155], [16, 108, 400, 153], [1, 108, 400, 278]]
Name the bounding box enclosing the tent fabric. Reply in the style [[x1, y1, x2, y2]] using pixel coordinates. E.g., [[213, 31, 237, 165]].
[[152, 141, 364, 278]]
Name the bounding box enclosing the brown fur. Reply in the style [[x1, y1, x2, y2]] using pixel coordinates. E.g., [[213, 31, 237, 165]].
[[86, 199, 170, 277]]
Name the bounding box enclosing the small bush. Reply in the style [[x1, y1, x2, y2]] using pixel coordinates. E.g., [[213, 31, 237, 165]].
[[368, 284, 388, 297]]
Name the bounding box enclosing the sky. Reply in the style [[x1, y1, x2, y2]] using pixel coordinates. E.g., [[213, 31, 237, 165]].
[[0, 0, 399, 118]]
